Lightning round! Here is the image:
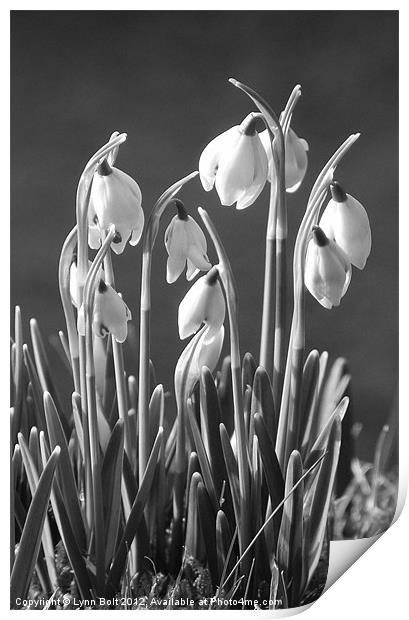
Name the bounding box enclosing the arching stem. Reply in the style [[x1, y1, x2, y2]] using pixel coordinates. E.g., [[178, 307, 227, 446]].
[[138, 171, 198, 482], [277, 134, 360, 469], [229, 78, 287, 413]]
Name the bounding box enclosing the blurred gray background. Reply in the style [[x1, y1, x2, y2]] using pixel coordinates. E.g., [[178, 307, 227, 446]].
[[11, 11, 398, 461]]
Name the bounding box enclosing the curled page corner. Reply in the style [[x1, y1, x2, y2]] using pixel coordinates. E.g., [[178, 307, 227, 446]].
[[324, 535, 381, 592], [324, 465, 407, 594]]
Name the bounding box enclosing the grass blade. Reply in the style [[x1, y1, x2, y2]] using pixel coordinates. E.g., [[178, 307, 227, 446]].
[[12, 306, 24, 442], [254, 411, 284, 532], [18, 432, 58, 591], [30, 318, 69, 434], [242, 352, 257, 391], [44, 391, 86, 551], [10, 446, 60, 608], [251, 366, 277, 445], [107, 427, 163, 594], [102, 419, 125, 569], [149, 384, 164, 451], [304, 415, 341, 584], [219, 423, 240, 530], [200, 366, 227, 498], [218, 356, 234, 437], [304, 397, 349, 471], [197, 480, 219, 587], [187, 398, 219, 512], [22, 345, 47, 434], [38, 432, 94, 600], [220, 451, 326, 591], [298, 350, 320, 454], [72, 392, 84, 460], [215, 509, 233, 580], [277, 450, 304, 606], [184, 471, 205, 563]]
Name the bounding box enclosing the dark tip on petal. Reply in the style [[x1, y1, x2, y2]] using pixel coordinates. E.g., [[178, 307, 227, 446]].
[[98, 279, 108, 293], [330, 181, 347, 203], [312, 225, 329, 247], [205, 265, 219, 286], [113, 231, 122, 244], [97, 158, 113, 176], [174, 199, 188, 221], [93, 215, 99, 225]]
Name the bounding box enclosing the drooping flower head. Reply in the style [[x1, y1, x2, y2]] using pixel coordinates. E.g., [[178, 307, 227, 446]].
[[319, 181, 371, 269], [88, 157, 144, 255], [78, 279, 132, 343], [304, 226, 352, 309], [164, 199, 211, 283], [259, 125, 309, 193], [178, 267, 226, 339], [176, 266, 225, 397], [199, 113, 268, 210]]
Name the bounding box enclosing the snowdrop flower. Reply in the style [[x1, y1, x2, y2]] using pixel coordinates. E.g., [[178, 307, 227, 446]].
[[69, 259, 103, 308], [174, 324, 225, 398], [178, 267, 225, 339], [199, 113, 268, 210], [88, 158, 144, 255], [259, 125, 309, 193], [78, 279, 131, 343], [164, 199, 211, 283], [304, 226, 352, 309], [319, 181, 371, 269]]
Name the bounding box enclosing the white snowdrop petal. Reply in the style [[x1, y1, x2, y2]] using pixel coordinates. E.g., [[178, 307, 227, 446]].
[[186, 259, 200, 282], [178, 278, 208, 339], [167, 254, 186, 284], [196, 326, 225, 375], [199, 127, 239, 192], [187, 244, 211, 271], [89, 166, 144, 252], [285, 128, 308, 193], [215, 134, 255, 205], [88, 226, 102, 250]]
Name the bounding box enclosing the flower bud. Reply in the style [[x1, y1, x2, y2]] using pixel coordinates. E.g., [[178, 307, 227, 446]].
[[78, 279, 132, 343], [259, 126, 309, 193], [199, 113, 268, 210], [178, 268, 225, 340], [319, 181, 371, 269], [164, 200, 211, 283], [88, 159, 144, 255], [304, 226, 352, 309]]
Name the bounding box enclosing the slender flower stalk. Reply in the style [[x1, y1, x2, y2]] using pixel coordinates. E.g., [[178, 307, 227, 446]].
[[277, 133, 360, 469], [58, 226, 80, 393], [228, 78, 287, 411], [198, 206, 251, 572], [82, 224, 116, 595], [138, 171, 198, 481], [280, 85, 302, 139], [101, 239, 133, 463]]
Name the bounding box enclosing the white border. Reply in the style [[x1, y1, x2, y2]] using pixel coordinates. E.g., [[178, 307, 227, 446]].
[[3, 4, 406, 618]]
